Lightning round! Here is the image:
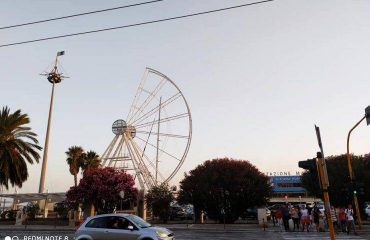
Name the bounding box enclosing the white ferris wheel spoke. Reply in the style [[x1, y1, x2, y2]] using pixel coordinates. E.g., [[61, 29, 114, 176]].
[[127, 78, 166, 124], [126, 70, 149, 121], [135, 135, 181, 162], [134, 113, 189, 129], [130, 92, 182, 126], [126, 136, 156, 188], [130, 139, 165, 182], [136, 130, 189, 139]]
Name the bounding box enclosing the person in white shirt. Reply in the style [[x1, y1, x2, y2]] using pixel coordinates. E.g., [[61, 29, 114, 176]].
[[345, 204, 357, 235], [300, 206, 310, 232]]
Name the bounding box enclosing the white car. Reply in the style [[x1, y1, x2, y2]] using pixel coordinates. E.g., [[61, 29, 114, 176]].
[[75, 213, 175, 240]]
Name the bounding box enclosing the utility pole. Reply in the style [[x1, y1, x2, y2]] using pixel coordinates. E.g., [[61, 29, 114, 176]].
[[38, 51, 66, 193], [155, 97, 161, 185]]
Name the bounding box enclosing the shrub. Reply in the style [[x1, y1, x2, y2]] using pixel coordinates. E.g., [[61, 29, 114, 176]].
[[23, 202, 40, 219], [54, 201, 69, 219], [0, 210, 17, 220]]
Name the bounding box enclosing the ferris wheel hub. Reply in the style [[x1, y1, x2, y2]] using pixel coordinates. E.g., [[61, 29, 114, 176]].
[[112, 119, 127, 135]]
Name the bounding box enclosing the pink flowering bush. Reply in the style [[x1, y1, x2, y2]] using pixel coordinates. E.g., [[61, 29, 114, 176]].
[[66, 167, 138, 213]]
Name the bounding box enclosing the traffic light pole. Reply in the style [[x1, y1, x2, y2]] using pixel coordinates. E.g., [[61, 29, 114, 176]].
[[317, 157, 336, 240], [315, 126, 335, 240], [346, 115, 366, 229]]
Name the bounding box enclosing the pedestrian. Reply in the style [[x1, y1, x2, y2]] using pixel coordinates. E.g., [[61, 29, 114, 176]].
[[345, 204, 357, 235], [338, 207, 346, 232], [322, 209, 327, 232], [330, 206, 338, 232], [271, 209, 276, 226], [291, 207, 299, 231], [275, 207, 283, 232], [300, 205, 310, 232], [281, 204, 290, 231], [313, 207, 320, 232]]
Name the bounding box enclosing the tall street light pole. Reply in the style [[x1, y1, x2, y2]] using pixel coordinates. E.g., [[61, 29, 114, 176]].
[[346, 106, 370, 229], [38, 51, 66, 194]]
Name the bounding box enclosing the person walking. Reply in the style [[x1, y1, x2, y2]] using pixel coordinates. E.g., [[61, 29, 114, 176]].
[[291, 207, 300, 231], [300, 205, 310, 232], [271, 209, 276, 226], [330, 206, 338, 232], [282, 204, 290, 231], [338, 207, 346, 232], [345, 204, 357, 235], [275, 207, 283, 232], [313, 207, 320, 232]]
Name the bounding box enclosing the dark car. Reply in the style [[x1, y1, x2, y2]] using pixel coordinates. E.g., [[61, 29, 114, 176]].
[[241, 208, 257, 219], [169, 206, 186, 220]]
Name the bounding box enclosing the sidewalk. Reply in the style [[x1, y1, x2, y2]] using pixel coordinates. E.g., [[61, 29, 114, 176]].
[[1, 223, 370, 233], [0, 225, 76, 231], [159, 223, 370, 233]]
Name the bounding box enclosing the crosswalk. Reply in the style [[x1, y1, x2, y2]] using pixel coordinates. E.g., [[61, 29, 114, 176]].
[[281, 232, 365, 240]]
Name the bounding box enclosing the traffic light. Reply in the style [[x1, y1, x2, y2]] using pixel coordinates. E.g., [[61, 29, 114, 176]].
[[365, 106, 370, 126], [298, 158, 321, 189], [298, 158, 316, 171], [353, 182, 365, 196]]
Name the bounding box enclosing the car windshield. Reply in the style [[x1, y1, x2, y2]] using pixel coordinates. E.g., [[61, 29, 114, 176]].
[[125, 215, 151, 228]]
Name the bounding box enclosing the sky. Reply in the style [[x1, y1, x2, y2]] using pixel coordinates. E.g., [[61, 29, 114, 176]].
[[1, 0, 370, 194]]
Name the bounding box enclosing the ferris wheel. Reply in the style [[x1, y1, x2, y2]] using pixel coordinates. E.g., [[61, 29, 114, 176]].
[[101, 68, 192, 190]]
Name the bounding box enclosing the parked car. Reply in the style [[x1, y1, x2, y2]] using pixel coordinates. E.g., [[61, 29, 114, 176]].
[[267, 204, 284, 211], [169, 206, 186, 220], [241, 208, 257, 219], [241, 207, 271, 220], [75, 213, 175, 240]]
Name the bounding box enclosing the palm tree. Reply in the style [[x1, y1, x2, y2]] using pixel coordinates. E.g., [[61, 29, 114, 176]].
[[82, 150, 101, 172], [65, 146, 84, 187], [0, 107, 42, 189]]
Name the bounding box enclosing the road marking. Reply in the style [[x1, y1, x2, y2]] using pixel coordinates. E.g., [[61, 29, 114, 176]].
[[281, 232, 365, 240]]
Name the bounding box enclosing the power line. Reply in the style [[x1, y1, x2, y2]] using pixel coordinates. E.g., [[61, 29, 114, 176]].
[[0, 0, 164, 30], [0, 0, 274, 48]]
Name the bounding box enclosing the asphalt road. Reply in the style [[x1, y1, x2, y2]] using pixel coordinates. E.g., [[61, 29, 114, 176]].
[[1, 229, 370, 240]]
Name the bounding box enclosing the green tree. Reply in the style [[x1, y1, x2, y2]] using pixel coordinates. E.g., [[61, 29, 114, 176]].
[[65, 146, 84, 187], [301, 154, 370, 208], [0, 107, 42, 189], [178, 158, 272, 223], [81, 150, 101, 172], [146, 184, 174, 223]]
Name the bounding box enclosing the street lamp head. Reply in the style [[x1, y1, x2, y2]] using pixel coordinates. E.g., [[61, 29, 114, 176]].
[[47, 72, 63, 84]]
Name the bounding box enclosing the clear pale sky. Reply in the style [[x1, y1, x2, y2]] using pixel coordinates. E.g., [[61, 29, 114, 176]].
[[1, 0, 370, 194]]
